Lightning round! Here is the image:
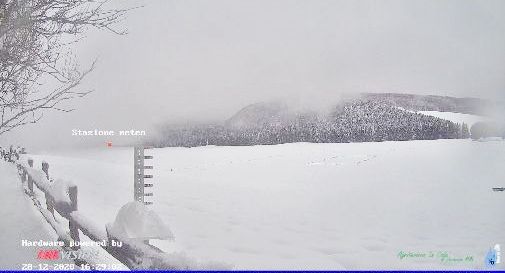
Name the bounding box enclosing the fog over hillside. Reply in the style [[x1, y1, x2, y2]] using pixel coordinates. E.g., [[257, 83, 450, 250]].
[[149, 93, 503, 147], [1, 0, 504, 151], [1, 1, 505, 270]]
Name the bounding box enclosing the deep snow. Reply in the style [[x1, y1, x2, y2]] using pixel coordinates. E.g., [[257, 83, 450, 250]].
[[0, 161, 58, 269], [21, 138, 505, 270], [0, 159, 129, 270], [109, 201, 174, 240]]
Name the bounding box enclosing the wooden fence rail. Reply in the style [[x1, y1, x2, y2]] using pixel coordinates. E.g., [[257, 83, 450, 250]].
[[0, 147, 223, 270]]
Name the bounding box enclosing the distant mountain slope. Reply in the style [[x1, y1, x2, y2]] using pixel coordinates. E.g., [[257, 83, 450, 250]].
[[360, 93, 494, 115], [225, 101, 292, 130], [151, 93, 482, 147]]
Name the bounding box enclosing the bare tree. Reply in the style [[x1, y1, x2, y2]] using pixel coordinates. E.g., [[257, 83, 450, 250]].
[[0, 0, 131, 135]]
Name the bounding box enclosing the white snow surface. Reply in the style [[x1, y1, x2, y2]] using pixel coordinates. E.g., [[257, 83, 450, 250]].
[[418, 111, 489, 127], [22, 139, 505, 270], [109, 201, 174, 240], [0, 161, 130, 270], [0, 161, 58, 269]]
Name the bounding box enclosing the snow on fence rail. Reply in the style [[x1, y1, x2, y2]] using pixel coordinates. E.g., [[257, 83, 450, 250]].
[[0, 147, 227, 270]]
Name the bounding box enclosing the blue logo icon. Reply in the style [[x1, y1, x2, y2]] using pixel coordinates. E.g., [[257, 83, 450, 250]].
[[485, 244, 501, 268], [486, 248, 497, 267]]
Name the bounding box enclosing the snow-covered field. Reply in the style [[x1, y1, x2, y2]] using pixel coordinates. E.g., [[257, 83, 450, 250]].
[[418, 111, 489, 127], [22, 139, 505, 270]]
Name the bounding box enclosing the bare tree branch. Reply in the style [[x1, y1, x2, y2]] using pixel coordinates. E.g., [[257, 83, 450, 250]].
[[0, 0, 134, 136]]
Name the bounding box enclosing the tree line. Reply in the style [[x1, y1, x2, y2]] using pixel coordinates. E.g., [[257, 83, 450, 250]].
[[151, 100, 471, 147]]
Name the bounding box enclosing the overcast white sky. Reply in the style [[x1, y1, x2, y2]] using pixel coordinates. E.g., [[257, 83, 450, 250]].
[[2, 0, 505, 151]]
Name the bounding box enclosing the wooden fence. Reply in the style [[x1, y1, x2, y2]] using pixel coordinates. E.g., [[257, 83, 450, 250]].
[[0, 147, 224, 270]]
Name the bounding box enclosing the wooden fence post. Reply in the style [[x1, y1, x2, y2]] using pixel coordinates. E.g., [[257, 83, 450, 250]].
[[41, 162, 55, 216], [68, 185, 80, 249], [42, 161, 49, 180], [21, 169, 26, 183], [27, 176, 33, 193], [26, 159, 34, 193], [69, 185, 78, 212], [45, 193, 54, 216]]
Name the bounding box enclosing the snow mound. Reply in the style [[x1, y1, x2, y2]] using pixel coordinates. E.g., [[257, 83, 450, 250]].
[[51, 179, 73, 204], [109, 201, 174, 240]]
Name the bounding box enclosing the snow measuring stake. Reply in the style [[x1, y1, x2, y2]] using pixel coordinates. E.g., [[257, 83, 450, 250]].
[[134, 146, 154, 205]]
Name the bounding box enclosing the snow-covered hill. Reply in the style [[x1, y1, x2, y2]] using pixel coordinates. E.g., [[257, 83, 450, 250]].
[[22, 140, 505, 270], [418, 111, 489, 127], [157, 99, 468, 147]]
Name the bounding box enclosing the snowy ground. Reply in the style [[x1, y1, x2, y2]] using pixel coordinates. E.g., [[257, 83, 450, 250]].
[[0, 161, 58, 269], [418, 111, 490, 127], [0, 160, 129, 271], [21, 138, 505, 270]]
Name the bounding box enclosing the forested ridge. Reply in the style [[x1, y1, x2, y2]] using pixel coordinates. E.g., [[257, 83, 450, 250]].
[[151, 94, 475, 147]]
